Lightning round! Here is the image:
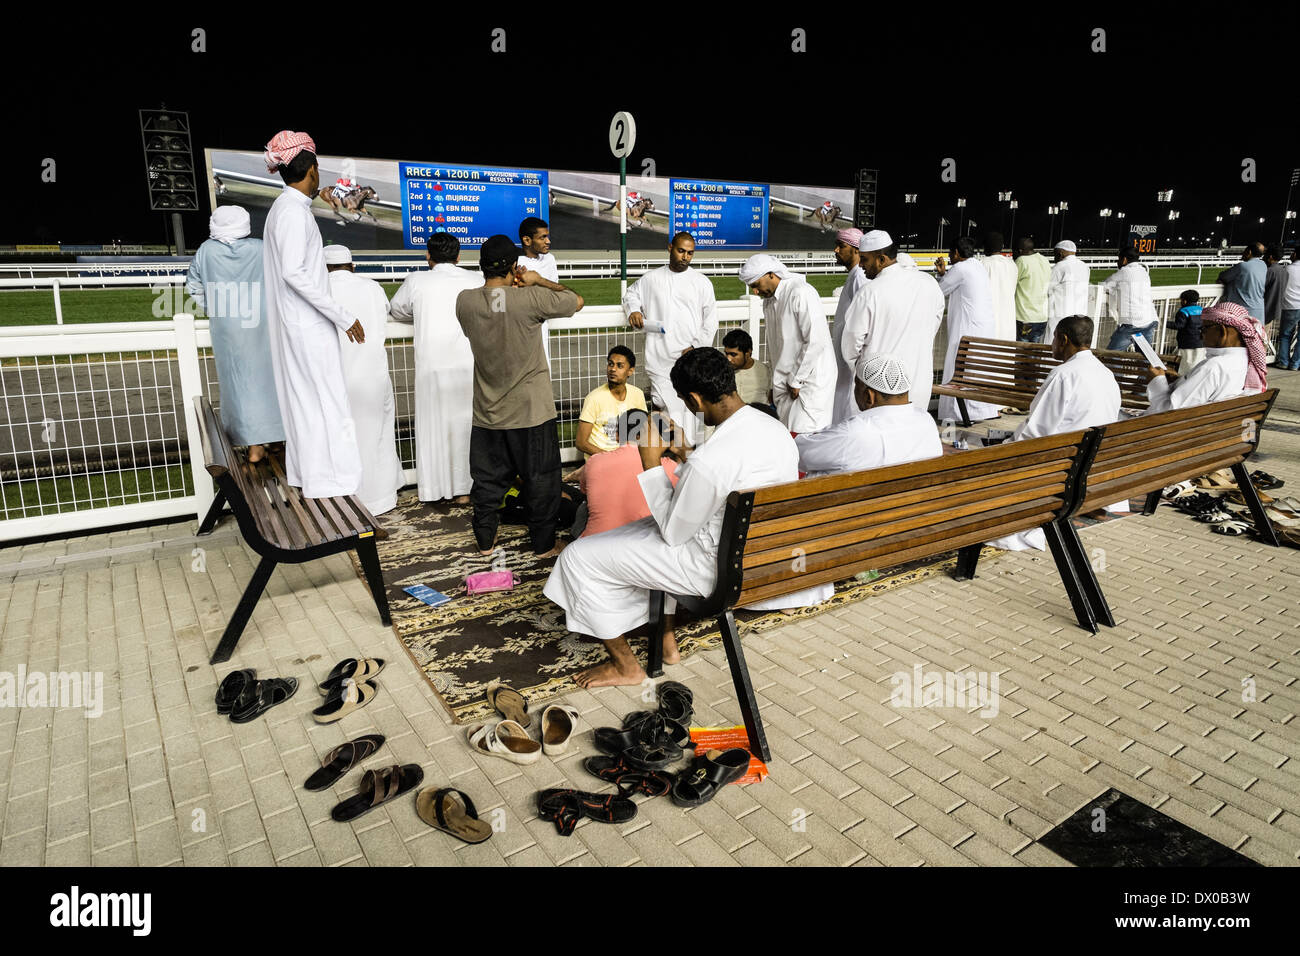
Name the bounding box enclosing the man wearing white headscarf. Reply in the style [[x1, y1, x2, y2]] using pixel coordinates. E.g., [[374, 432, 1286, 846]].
[[186, 205, 284, 462], [1047, 240, 1090, 342], [324, 245, 404, 515], [830, 228, 869, 424], [261, 131, 365, 499], [739, 254, 837, 433], [795, 353, 942, 478], [841, 230, 945, 416]]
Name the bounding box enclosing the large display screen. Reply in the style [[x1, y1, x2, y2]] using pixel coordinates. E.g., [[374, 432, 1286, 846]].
[[669, 178, 768, 248], [399, 162, 547, 249]]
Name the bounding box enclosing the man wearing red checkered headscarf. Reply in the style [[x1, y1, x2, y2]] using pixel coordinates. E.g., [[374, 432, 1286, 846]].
[[1144, 300, 1264, 414], [260, 130, 366, 498]]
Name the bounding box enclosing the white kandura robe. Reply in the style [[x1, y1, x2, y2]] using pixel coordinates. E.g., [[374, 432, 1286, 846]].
[[327, 270, 404, 516], [543, 406, 830, 639], [988, 349, 1122, 551], [831, 266, 868, 425], [841, 262, 945, 415], [980, 254, 1018, 341], [795, 403, 942, 478], [622, 266, 717, 445], [262, 187, 362, 498], [1146, 347, 1247, 414], [766, 275, 837, 433], [388, 263, 484, 500], [937, 260, 1002, 424], [1046, 254, 1091, 340]]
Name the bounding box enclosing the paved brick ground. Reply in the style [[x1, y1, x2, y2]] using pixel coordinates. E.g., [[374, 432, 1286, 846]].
[[2, 411, 1299, 867]]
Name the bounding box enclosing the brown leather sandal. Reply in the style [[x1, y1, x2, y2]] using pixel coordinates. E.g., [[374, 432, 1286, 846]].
[[331, 764, 424, 823]]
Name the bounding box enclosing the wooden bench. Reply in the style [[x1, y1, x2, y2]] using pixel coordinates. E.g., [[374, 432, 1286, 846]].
[[193, 397, 391, 665], [647, 430, 1104, 761], [1051, 389, 1280, 627], [934, 337, 1180, 427]]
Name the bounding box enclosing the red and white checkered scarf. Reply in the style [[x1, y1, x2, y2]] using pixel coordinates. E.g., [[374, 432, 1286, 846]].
[[263, 130, 316, 173], [1201, 301, 1267, 391]]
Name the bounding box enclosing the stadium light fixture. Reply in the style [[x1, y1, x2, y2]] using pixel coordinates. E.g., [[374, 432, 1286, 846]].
[[998, 191, 1013, 202], [1157, 189, 1174, 202], [1216, 216, 1224, 222], [904, 194, 918, 203], [1229, 206, 1242, 215], [1117, 211, 1125, 219], [1168, 210, 1180, 221]]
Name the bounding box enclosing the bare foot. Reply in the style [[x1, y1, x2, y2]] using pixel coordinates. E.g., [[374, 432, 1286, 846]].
[[575, 658, 647, 688], [452, 495, 470, 505], [780, 607, 799, 616], [534, 541, 566, 559], [662, 627, 681, 665]]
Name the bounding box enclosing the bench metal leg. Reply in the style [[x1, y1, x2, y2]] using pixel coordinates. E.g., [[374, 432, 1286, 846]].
[[647, 590, 665, 678], [210, 556, 277, 665], [1142, 490, 1161, 516], [1042, 521, 1098, 634], [1055, 519, 1116, 628], [196, 487, 228, 536], [1231, 462, 1280, 546], [356, 537, 392, 626], [954, 544, 982, 580], [957, 397, 972, 428], [716, 610, 771, 763]]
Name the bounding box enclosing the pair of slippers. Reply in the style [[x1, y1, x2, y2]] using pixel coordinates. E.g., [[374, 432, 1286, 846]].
[[591, 681, 695, 771], [215, 670, 298, 724], [312, 658, 384, 723], [467, 681, 582, 765]]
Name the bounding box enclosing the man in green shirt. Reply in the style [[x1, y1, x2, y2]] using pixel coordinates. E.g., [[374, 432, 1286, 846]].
[[456, 235, 584, 557], [1014, 236, 1051, 343]]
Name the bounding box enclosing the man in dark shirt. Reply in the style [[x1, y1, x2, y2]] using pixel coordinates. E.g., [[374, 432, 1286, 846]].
[[456, 234, 584, 557], [1264, 244, 1290, 328]]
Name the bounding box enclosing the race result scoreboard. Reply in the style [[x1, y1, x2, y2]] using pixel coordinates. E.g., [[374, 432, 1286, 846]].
[[399, 162, 548, 249], [669, 179, 768, 248]]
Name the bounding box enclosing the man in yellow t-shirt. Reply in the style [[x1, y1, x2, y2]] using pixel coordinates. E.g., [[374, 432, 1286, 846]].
[[576, 345, 647, 458]]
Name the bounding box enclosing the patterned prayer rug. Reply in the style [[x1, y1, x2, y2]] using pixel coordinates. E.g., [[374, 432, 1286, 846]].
[[349, 491, 1015, 725]]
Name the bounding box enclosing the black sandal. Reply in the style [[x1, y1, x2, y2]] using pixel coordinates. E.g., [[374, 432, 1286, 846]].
[[331, 764, 425, 823], [584, 754, 674, 797], [656, 681, 694, 725], [537, 788, 637, 836], [670, 749, 750, 808], [594, 713, 689, 770], [230, 677, 299, 724], [304, 734, 386, 791], [1250, 470, 1284, 491], [215, 669, 256, 715]]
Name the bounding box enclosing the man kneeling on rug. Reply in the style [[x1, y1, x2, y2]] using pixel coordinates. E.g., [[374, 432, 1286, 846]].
[[543, 348, 827, 687]]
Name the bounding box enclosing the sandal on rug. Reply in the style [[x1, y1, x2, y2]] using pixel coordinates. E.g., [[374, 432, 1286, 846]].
[[312, 678, 379, 723], [304, 733, 386, 791], [230, 677, 298, 724], [485, 679, 531, 729], [467, 719, 541, 765], [1249, 470, 1284, 490], [670, 749, 751, 808], [1211, 519, 1252, 536], [330, 764, 424, 823], [540, 704, 581, 756], [537, 788, 637, 836], [215, 668, 256, 715], [416, 787, 493, 844], [584, 754, 674, 797], [319, 657, 385, 695]]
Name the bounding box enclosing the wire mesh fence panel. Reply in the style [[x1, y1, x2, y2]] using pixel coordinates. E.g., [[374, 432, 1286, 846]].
[[385, 336, 417, 471]]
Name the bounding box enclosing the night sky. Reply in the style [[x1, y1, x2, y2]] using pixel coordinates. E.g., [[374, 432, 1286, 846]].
[[8, 9, 1299, 250]]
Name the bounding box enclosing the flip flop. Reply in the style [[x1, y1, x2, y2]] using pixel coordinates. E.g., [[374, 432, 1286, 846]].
[[485, 680, 530, 728], [467, 720, 541, 765], [330, 764, 425, 823], [1249, 470, 1284, 491], [669, 748, 751, 808], [1161, 480, 1197, 501], [304, 734, 386, 791], [230, 677, 298, 724], [1227, 489, 1274, 506], [319, 658, 385, 695], [1211, 519, 1252, 536], [1192, 471, 1237, 490], [312, 678, 379, 723], [540, 704, 581, 756], [416, 787, 493, 844], [537, 788, 637, 836], [215, 668, 256, 715]]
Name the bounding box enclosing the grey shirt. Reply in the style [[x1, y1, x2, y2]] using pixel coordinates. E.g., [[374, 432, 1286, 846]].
[[1218, 257, 1266, 321]]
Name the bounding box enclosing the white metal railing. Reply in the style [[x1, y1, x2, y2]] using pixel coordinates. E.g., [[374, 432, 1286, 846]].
[[3, 280, 1284, 542]]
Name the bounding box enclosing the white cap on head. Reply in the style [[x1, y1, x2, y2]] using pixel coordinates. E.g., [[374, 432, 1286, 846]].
[[856, 353, 911, 394], [895, 251, 917, 269], [1054, 240, 1077, 253], [322, 244, 352, 265], [208, 205, 250, 245], [858, 229, 894, 252]]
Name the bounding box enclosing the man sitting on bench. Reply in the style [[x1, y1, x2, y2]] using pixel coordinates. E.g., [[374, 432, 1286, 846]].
[[989, 315, 1121, 551], [1143, 301, 1265, 412], [543, 348, 826, 688]]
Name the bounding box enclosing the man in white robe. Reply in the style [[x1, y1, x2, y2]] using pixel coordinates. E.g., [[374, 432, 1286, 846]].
[[988, 315, 1122, 551], [388, 233, 484, 502], [544, 349, 825, 688], [980, 232, 1018, 341], [841, 230, 945, 417], [324, 245, 404, 516], [1143, 301, 1260, 413], [1047, 240, 1091, 342], [260, 131, 364, 498], [739, 254, 837, 434], [935, 237, 1002, 425], [830, 228, 869, 424], [624, 232, 718, 449], [796, 353, 942, 478]]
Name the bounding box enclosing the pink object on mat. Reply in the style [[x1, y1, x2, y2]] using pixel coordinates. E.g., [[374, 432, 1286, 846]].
[[466, 571, 516, 595]]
